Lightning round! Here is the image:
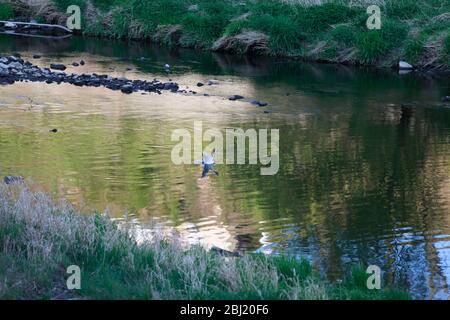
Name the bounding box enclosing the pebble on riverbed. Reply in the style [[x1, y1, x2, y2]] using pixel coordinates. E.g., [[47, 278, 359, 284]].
[[228, 95, 244, 101], [50, 63, 66, 71], [250, 100, 268, 107], [120, 84, 134, 94]]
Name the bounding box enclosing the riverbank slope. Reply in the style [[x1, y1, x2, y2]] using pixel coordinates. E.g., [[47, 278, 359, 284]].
[[0, 183, 410, 299], [2, 0, 449, 70]]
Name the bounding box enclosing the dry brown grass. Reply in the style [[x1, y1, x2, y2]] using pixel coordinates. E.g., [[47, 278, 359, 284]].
[[212, 31, 270, 54], [6, 0, 66, 24]]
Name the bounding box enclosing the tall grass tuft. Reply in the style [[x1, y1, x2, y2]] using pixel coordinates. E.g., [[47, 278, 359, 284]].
[[444, 32, 450, 55], [355, 19, 408, 64]]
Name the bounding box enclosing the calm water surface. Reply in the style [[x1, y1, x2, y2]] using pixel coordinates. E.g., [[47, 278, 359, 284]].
[[1, 35, 450, 299]]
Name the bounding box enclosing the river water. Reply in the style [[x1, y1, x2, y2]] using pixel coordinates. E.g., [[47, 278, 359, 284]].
[[1, 35, 450, 299]]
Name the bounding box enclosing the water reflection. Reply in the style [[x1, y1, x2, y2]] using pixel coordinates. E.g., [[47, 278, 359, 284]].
[[0, 35, 450, 299]]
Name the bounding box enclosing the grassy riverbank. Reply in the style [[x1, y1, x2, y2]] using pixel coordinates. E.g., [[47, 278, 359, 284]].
[[0, 183, 410, 300], [4, 0, 450, 69]]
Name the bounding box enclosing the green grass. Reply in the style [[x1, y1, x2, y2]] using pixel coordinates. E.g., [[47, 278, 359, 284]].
[[53, 0, 86, 11], [404, 37, 425, 63], [14, 0, 450, 67], [355, 19, 409, 64], [331, 25, 357, 44], [0, 183, 411, 300], [385, 0, 422, 20], [444, 32, 450, 55], [0, 3, 14, 20]]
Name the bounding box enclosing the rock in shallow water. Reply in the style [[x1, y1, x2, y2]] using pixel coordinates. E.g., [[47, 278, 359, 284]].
[[209, 246, 241, 257], [120, 84, 134, 94], [229, 95, 244, 101], [9, 62, 23, 69], [399, 61, 413, 70], [4, 176, 24, 185], [163, 82, 179, 92], [250, 100, 268, 107], [50, 63, 66, 71]]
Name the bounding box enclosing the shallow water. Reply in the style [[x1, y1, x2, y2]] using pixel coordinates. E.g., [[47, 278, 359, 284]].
[[1, 35, 450, 299]]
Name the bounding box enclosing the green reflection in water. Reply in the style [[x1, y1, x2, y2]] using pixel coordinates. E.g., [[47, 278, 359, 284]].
[[0, 35, 450, 299]]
